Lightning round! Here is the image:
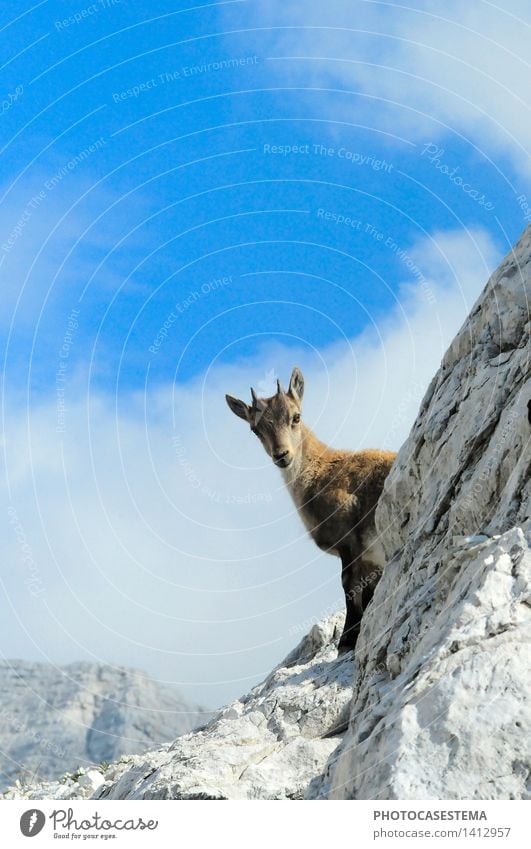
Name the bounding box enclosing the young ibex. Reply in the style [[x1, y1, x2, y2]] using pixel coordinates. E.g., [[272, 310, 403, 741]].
[[226, 368, 396, 653]]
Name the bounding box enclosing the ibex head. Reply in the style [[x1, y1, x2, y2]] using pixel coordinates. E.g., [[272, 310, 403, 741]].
[[225, 367, 305, 468]]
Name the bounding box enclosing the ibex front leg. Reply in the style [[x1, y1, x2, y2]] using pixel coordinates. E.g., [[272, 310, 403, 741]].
[[337, 547, 374, 654]]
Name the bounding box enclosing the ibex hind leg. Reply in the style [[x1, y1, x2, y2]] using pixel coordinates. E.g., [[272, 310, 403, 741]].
[[337, 551, 377, 654]]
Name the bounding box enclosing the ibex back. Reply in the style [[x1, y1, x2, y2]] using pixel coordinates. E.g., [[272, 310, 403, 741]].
[[226, 367, 396, 653]]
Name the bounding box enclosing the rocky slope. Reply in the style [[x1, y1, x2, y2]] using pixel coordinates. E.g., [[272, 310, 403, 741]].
[[315, 529, 531, 799], [2, 615, 353, 800], [0, 661, 209, 793], [3, 225, 530, 801], [316, 224, 531, 799]]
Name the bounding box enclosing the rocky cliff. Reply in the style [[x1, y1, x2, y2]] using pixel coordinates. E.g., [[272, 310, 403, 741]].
[[0, 661, 209, 794], [317, 224, 531, 800], [3, 226, 530, 802]]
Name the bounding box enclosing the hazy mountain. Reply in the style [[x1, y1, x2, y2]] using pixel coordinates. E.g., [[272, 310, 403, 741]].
[[0, 660, 211, 790]]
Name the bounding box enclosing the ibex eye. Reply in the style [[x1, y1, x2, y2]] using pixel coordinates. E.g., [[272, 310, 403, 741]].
[[292, 414, 301, 426]]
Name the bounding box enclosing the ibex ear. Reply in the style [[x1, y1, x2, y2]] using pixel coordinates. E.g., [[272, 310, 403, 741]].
[[288, 367, 304, 402], [225, 394, 252, 422]]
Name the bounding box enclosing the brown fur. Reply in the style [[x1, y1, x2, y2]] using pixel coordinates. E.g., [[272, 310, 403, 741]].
[[226, 368, 396, 653]]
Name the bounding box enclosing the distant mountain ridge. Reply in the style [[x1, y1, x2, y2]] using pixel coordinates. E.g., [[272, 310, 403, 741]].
[[0, 660, 210, 791]]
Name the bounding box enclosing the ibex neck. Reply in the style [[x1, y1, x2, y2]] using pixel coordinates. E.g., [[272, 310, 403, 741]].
[[301, 422, 329, 461], [281, 422, 330, 487]]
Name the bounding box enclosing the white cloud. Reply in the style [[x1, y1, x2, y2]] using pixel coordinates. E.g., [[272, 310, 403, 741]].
[[0, 172, 153, 330], [0, 226, 501, 708], [227, 0, 531, 181]]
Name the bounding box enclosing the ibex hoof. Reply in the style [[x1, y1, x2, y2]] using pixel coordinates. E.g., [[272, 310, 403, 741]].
[[337, 639, 356, 656]]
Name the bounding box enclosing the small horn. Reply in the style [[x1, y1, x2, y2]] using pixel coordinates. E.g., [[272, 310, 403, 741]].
[[251, 387, 258, 405], [276, 379, 282, 395]]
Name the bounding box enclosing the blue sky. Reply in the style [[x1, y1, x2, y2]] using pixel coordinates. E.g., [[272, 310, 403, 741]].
[[1, 1, 530, 710]]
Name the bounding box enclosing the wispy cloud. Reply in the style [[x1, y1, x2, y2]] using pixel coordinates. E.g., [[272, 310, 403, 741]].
[[228, 1, 531, 180], [0, 169, 153, 336]]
